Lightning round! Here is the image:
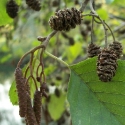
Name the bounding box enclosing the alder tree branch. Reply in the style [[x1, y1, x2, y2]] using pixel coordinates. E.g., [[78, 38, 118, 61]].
[[79, 0, 90, 12], [89, 0, 108, 48]]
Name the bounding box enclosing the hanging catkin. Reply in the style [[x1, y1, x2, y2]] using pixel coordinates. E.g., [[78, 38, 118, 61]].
[[15, 67, 27, 117], [25, 93, 38, 125], [33, 90, 42, 125]]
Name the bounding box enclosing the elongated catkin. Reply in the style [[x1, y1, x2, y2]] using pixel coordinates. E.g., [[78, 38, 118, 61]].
[[15, 67, 27, 117], [33, 90, 42, 125]]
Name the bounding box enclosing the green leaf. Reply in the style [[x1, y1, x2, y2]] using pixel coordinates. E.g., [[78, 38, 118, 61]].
[[0, 54, 12, 63], [112, 0, 125, 5], [48, 93, 66, 120], [67, 57, 125, 125], [65, 42, 83, 63], [0, 0, 13, 26], [97, 8, 108, 20], [9, 81, 18, 105]]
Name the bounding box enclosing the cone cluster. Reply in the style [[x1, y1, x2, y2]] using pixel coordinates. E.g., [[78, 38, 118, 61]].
[[49, 7, 82, 31], [6, 0, 19, 18], [52, 0, 60, 7], [88, 43, 101, 57], [109, 41, 123, 59], [26, 0, 41, 11], [97, 49, 118, 82]]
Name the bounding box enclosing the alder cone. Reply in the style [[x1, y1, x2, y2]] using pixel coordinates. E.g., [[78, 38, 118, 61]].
[[74, 0, 79, 5], [109, 41, 123, 59], [97, 49, 118, 82], [6, 0, 19, 18], [69, 38, 75, 45], [26, 93, 38, 125], [15, 68, 27, 117], [26, 0, 41, 11], [52, 0, 59, 7], [49, 7, 82, 31], [33, 90, 42, 125], [88, 43, 101, 57]]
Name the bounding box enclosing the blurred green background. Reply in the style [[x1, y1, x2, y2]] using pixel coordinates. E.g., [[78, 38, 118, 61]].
[[0, 0, 125, 125]]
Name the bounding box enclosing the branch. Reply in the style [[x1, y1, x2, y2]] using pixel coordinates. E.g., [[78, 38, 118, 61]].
[[17, 44, 45, 67], [109, 14, 125, 21], [99, 23, 125, 42], [45, 50, 69, 68], [17, 31, 57, 67], [79, 0, 90, 12], [89, 0, 98, 16], [89, 0, 108, 48], [41, 30, 57, 47]]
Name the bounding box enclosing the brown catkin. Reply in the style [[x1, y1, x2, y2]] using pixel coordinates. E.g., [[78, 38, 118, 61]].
[[15, 67, 27, 117], [33, 90, 42, 125], [52, 0, 60, 7], [26, 93, 38, 125]]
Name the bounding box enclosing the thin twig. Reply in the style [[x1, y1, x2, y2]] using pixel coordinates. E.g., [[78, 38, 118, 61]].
[[91, 16, 94, 43], [94, 18, 116, 42], [38, 30, 57, 47], [24, 66, 29, 78], [93, 17, 101, 24], [17, 31, 57, 67], [89, 0, 108, 48], [40, 49, 46, 83], [25, 75, 38, 91], [89, 0, 98, 16], [79, 0, 90, 12], [104, 21, 115, 41], [17, 45, 45, 67], [45, 51, 69, 67], [36, 63, 41, 78], [109, 14, 125, 21], [29, 52, 34, 76]]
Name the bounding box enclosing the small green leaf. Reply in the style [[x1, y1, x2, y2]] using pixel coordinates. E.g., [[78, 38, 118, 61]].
[[66, 42, 83, 63], [0, 54, 12, 63], [48, 93, 66, 120], [68, 57, 125, 125], [97, 8, 108, 20], [112, 0, 125, 5], [0, 0, 13, 26], [9, 81, 18, 105]]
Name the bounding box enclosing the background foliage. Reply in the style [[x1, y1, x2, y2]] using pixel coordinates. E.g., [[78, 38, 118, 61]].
[[1, 0, 125, 125]]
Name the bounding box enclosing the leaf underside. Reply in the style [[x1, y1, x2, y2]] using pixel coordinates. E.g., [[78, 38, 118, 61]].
[[67, 57, 125, 125]]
